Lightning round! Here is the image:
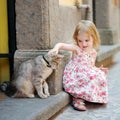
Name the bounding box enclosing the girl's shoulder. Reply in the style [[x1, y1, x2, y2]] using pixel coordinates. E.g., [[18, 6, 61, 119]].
[[71, 48, 82, 58]]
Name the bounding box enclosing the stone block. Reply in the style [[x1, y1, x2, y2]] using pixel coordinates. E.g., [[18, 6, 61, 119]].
[[15, 0, 50, 50], [13, 50, 71, 95], [99, 29, 118, 45]]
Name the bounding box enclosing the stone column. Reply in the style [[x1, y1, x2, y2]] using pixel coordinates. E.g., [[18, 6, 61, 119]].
[[15, 0, 70, 95], [95, 0, 118, 45], [15, 0, 50, 50]]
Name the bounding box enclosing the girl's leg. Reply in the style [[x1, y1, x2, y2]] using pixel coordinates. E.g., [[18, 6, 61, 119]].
[[72, 97, 87, 111]]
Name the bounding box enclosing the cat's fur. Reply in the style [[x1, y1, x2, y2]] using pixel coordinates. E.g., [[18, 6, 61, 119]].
[[12, 53, 63, 98]]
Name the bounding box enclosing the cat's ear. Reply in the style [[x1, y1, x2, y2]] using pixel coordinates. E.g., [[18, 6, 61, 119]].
[[50, 54, 64, 69]]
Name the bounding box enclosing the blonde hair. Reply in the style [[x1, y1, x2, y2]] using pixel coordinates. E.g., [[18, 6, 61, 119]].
[[73, 20, 100, 50]]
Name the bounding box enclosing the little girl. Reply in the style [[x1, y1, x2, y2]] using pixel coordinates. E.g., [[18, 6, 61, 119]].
[[48, 20, 108, 111]]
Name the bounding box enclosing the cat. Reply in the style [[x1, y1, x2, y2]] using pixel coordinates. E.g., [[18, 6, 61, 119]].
[[12, 53, 63, 98]]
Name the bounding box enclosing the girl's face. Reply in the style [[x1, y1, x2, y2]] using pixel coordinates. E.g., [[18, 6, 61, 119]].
[[76, 32, 93, 52]]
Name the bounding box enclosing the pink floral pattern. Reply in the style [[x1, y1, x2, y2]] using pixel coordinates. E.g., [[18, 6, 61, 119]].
[[63, 49, 108, 103]]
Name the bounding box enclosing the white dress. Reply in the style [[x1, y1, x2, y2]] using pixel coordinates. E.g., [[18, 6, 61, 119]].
[[63, 49, 108, 103]]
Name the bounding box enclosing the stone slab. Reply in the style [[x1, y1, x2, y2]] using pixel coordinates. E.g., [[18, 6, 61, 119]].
[[0, 92, 70, 120], [13, 50, 71, 95]]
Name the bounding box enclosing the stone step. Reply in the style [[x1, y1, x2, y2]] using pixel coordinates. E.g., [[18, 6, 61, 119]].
[[0, 91, 70, 120], [96, 44, 120, 66]]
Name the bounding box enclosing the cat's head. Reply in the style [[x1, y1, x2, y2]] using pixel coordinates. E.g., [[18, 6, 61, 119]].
[[46, 53, 64, 69]]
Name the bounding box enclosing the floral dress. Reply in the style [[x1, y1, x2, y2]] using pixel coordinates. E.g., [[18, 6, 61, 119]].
[[63, 49, 108, 103]]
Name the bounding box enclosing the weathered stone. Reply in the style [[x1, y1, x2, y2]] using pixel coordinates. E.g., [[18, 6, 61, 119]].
[[99, 29, 117, 45], [15, 0, 82, 50], [16, 0, 50, 50], [14, 50, 71, 95], [95, 0, 120, 44]]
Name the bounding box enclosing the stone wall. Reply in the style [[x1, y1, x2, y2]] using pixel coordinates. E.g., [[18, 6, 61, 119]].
[[15, 0, 82, 50], [59, 0, 82, 6], [50, 5, 81, 46]]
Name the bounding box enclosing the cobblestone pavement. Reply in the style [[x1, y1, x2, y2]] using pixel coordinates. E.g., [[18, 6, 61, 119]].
[[55, 52, 120, 120]]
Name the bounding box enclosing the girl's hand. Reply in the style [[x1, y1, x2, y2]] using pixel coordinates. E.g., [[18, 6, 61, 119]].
[[48, 48, 59, 56], [99, 65, 108, 74]]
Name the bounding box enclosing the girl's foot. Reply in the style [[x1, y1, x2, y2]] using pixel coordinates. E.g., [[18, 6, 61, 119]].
[[72, 98, 87, 111]]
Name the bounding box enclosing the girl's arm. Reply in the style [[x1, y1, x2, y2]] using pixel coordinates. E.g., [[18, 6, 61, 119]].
[[48, 43, 81, 56]]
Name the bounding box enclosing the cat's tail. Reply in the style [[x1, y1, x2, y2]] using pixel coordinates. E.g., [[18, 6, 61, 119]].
[[12, 91, 35, 98], [0, 81, 16, 97]]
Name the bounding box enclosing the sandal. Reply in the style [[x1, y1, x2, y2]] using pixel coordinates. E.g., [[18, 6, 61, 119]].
[[72, 98, 87, 111]]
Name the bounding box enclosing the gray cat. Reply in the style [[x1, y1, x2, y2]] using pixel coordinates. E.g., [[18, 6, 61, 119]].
[[12, 53, 63, 98]]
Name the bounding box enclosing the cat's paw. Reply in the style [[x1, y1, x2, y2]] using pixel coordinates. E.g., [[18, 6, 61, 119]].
[[45, 92, 50, 97], [38, 93, 48, 98], [27, 94, 35, 98]]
